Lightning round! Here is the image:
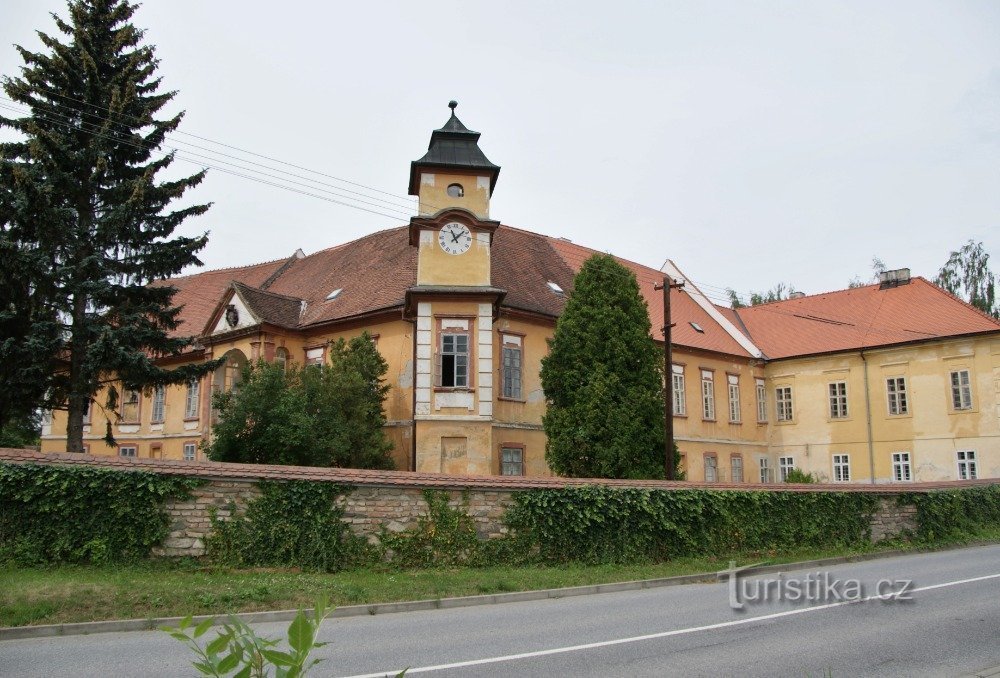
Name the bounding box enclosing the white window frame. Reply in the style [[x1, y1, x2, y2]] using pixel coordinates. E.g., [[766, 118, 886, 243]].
[[500, 336, 522, 400], [778, 456, 794, 481], [731, 455, 744, 483], [500, 446, 524, 476], [701, 370, 715, 420], [886, 377, 908, 416], [184, 379, 200, 420], [183, 442, 197, 462], [892, 452, 912, 482], [950, 370, 972, 410], [727, 375, 741, 423], [672, 365, 686, 416], [704, 455, 718, 482], [828, 381, 848, 419], [119, 446, 137, 458], [776, 386, 793, 422], [833, 454, 851, 482], [151, 385, 166, 423], [755, 379, 767, 423], [956, 450, 977, 480], [759, 458, 772, 484], [440, 332, 470, 388]]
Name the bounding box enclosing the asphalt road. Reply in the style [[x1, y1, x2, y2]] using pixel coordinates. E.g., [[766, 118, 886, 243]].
[[2, 545, 999, 677]]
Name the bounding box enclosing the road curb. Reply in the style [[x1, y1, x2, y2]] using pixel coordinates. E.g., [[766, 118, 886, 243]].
[[2, 541, 997, 641]]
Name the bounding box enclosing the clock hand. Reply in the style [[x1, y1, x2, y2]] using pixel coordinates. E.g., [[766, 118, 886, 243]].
[[451, 230, 461, 243]]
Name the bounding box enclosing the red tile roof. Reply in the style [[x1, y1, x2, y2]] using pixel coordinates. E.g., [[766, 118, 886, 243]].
[[3, 448, 995, 493], [731, 278, 1000, 359]]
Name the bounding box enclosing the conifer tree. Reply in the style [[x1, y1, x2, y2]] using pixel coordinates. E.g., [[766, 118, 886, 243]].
[[540, 254, 665, 479], [0, 0, 216, 451]]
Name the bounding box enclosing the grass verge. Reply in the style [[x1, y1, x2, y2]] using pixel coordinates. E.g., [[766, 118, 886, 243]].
[[3, 533, 998, 628]]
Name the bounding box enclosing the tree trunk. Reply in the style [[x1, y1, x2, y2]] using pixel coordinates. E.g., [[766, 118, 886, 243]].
[[65, 290, 89, 453]]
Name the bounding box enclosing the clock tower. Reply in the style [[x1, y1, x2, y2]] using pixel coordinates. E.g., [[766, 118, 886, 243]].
[[406, 102, 506, 475]]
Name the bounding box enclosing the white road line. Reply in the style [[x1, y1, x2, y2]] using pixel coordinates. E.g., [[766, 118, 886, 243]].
[[340, 572, 1000, 678]]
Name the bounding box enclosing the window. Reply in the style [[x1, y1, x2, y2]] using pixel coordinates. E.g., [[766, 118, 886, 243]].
[[892, 452, 912, 482], [305, 347, 324, 367], [440, 333, 469, 388], [704, 455, 718, 482], [778, 456, 794, 482], [183, 442, 197, 462], [672, 365, 686, 416], [756, 379, 767, 422], [828, 382, 848, 419], [151, 386, 166, 423], [82, 399, 91, 425], [120, 389, 140, 424], [886, 377, 908, 415], [727, 375, 741, 423], [759, 458, 772, 483], [731, 455, 744, 483], [775, 386, 793, 421], [275, 347, 289, 371], [500, 446, 523, 476], [957, 450, 977, 480], [447, 183, 464, 198], [701, 370, 715, 420], [950, 370, 972, 410], [184, 379, 200, 419], [119, 446, 137, 458], [501, 336, 522, 400], [833, 454, 851, 482]]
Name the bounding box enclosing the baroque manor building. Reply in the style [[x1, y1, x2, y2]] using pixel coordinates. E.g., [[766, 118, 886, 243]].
[[41, 105, 1000, 483]]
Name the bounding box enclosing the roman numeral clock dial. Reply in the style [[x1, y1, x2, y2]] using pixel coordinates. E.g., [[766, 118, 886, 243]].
[[438, 222, 473, 255]]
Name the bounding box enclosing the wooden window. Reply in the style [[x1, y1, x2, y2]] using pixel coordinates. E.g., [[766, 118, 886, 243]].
[[957, 450, 977, 480], [439, 333, 469, 388], [886, 377, 908, 415], [727, 374, 740, 423], [892, 452, 912, 482], [275, 347, 289, 371], [305, 346, 324, 367], [500, 445, 524, 476], [950, 370, 972, 410], [778, 456, 794, 481], [828, 381, 848, 418], [120, 389, 140, 424], [151, 386, 166, 423], [118, 445, 137, 458], [833, 454, 851, 482], [501, 335, 522, 400], [775, 386, 793, 422], [759, 458, 772, 483], [730, 454, 744, 483], [704, 454, 718, 482], [672, 365, 686, 416], [82, 399, 91, 425], [701, 370, 715, 420], [183, 442, 197, 462], [184, 379, 200, 420], [755, 379, 767, 422]]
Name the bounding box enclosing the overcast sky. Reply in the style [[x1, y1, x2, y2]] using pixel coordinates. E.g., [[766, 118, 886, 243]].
[[3, 1, 998, 305]]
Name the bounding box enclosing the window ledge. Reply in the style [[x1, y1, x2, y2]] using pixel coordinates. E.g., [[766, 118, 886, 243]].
[[434, 387, 474, 393], [497, 396, 526, 403]]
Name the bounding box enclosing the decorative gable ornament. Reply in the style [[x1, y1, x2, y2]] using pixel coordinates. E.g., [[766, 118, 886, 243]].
[[225, 304, 239, 328]]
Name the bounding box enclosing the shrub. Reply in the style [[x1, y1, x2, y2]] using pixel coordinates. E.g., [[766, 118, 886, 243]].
[[379, 490, 481, 568], [905, 485, 1000, 542]]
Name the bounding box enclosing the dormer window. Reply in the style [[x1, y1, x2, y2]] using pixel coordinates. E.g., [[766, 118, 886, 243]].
[[447, 183, 464, 198]]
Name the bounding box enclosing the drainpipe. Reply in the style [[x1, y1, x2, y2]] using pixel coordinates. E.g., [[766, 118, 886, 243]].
[[405, 312, 418, 473], [860, 350, 876, 484]]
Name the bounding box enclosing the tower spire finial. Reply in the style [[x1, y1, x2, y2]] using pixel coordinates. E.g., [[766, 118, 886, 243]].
[[448, 100, 458, 113]]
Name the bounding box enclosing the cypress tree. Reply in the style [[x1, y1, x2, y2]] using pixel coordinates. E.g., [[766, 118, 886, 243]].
[[540, 254, 665, 479], [0, 0, 217, 451]]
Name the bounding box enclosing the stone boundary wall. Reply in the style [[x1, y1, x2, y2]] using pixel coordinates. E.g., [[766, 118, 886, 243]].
[[6, 448, 983, 558]]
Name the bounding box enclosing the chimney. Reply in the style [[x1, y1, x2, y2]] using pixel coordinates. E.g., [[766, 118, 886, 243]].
[[878, 268, 911, 289], [789, 291, 806, 299]]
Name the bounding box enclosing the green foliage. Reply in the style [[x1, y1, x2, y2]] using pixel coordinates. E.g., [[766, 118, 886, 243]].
[[936, 239, 998, 318], [784, 468, 817, 484], [727, 282, 799, 308], [162, 595, 335, 678], [540, 254, 665, 479], [207, 334, 394, 469], [379, 490, 481, 568], [0, 0, 218, 449], [503, 486, 880, 564], [206, 481, 367, 572], [904, 485, 1000, 542], [0, 463, 200, 565], [0, 412, 40, 448]]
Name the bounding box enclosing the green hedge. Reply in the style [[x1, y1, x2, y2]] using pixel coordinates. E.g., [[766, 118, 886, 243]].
[[0, 463, 201, 565], [504, 486, 882, 564], [905, 485, 1000, 542]]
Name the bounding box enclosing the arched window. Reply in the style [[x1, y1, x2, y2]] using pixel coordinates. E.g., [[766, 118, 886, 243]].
[[447, 183, 464, 198], [275, 347, 289, 371]]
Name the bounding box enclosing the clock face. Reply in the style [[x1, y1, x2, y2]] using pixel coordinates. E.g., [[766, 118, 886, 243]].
[[438, 222, 473, 255]]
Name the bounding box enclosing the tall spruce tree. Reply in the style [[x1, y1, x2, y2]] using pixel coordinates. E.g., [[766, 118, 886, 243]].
[[0, 0, 217, 451], [540, 254, 665, 479]]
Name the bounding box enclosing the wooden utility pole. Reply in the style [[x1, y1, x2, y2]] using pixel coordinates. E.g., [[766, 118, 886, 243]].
[[654, 276, 685, 479]]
